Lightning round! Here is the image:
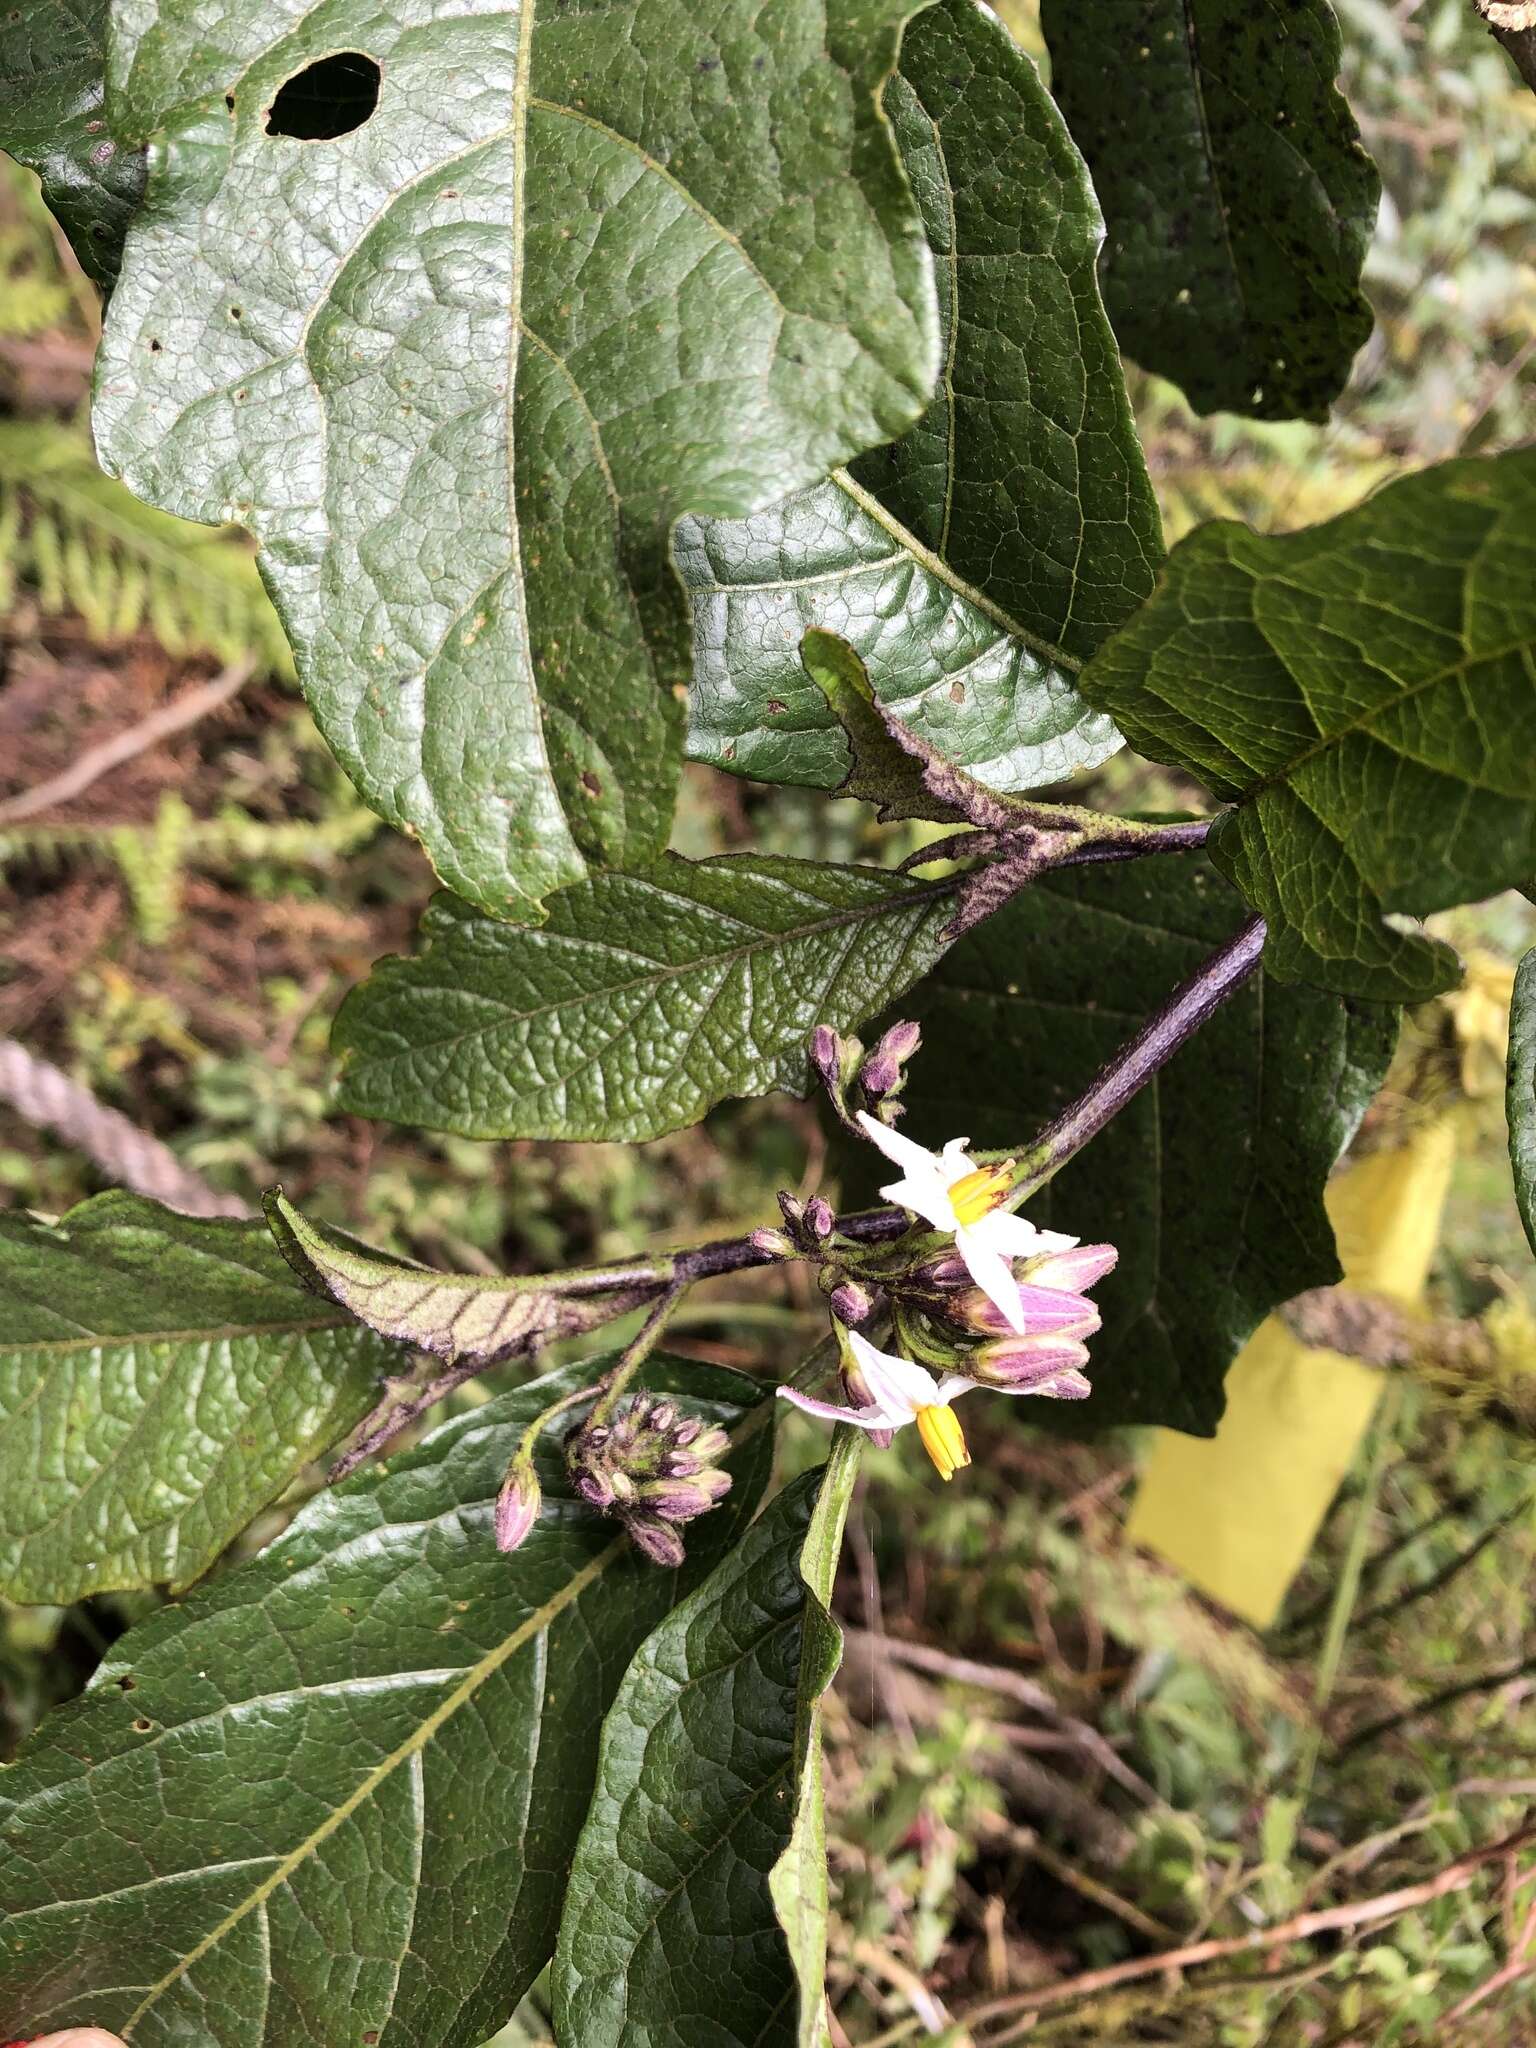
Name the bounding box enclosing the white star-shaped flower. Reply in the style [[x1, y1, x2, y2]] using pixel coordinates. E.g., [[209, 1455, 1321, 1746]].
[[778, 1329, 1084, 1480], [856, 1111, 1076, 1333]]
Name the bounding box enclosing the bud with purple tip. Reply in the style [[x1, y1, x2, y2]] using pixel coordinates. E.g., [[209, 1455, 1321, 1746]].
[[565, 1393, 733, 1566], [858, 1019, 922, 1106], [967, 1333, 1092, 1393], [494, 1456, 541, 1554], [828, 1278, 874, 1327], [805, 1195, 834, 1242]]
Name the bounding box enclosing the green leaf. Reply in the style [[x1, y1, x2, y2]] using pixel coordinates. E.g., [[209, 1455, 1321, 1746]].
[[801, 625, 968, 823], [1080, 450, 1536, 1000], [770, 1426, 862, 2048], [0, 1193, 392, 1605], [92, 0, 940, 919], [1041, 0, 1378, 422], [266, 1191, 618, 1366], [895, 857, 1398, 1431], [0, 0, 144, 287], [1510, 947, 1536, 1260], [0, 1358, 772, 2046], [681, 0, 1159, 794], [333, 852, 958, 1142], [552, 1467, 831, 2046]]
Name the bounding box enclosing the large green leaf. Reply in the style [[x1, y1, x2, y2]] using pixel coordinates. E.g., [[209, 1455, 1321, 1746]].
[[893, 857, 1397, 1432], [0, 1193, 393, 1605], [0, 0, 144, 286], [92, 0, 940, 918], [333, 852, 958, 1141], [679, 0, 1159, 794], [0, 1358, 772, 2046], [1511, 946, 1536, 1260], [552, 1468, 829, 2046], [1041, 0, 1378, 422], [1080, 450, 1536, 1000]]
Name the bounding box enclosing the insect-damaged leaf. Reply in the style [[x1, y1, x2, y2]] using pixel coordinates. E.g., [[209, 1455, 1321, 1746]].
[[680, 0, 1158, 796], [0, 1359, 772, 2046], [1081, 449, 1536, 999], [894, 857, 1398, 1432], [1042, 0, 1378, 422], [0, 1193, 390, 1605], [92, 0, 940, 918], [332, 853, 958, 1142], [0, 0, 145, 286]]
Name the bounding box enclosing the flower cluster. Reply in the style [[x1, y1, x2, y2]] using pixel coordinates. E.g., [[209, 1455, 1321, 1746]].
[[564, 1395, 733, 1567], [778, 1104, 1116, 1481]]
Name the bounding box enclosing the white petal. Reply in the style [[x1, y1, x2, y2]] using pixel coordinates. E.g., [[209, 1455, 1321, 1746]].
[[876, 1174, 957, 1232], [856, 1110, 946, 1182], [934, 1372, 980, 1404], [938, 1136, 979, 1185], [972, 1210, 1079, 1261], [956, 1228, 1026, 1333], [846, 1329, 939, 1420], [777, 1386, 901, 1430]]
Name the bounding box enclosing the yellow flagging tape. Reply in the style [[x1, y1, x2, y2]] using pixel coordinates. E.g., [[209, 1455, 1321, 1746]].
[[1126, 1120, 1458, 1628]]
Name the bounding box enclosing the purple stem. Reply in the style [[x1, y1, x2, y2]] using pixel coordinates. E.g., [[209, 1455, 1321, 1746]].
[[1013, 912, 1268, 1195]]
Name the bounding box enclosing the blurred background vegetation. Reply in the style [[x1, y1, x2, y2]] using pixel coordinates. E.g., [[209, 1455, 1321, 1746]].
[[2, 3, 1534, 2042]]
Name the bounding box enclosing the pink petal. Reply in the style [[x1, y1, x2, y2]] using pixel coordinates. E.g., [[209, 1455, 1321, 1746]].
[[776, 1386, 898, 1431], [1028, 1243, 1118, 1292]]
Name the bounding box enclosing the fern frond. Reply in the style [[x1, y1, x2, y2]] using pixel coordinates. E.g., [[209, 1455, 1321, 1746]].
[[0, 419, 293, 675]]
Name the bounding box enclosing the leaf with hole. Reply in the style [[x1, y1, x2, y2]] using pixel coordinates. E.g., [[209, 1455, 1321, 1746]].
[[680, 0, 1158, 796], [92, 0, 940, 918], [332, 852, 959, 1141], [1042, 0, 1379, 421], [1080, 449, 1536, 999], [0, 1358, 772, 2045], [0, 0, 145, 286], [0, 1192, 393, 1605], [891, 857, 1398, 1432]]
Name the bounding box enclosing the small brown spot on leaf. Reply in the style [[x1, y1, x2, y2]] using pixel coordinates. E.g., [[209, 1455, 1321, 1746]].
[[580, 771, 602, 798]]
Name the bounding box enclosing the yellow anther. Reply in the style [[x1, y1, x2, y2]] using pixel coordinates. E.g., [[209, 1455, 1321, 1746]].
[[914, 1404, 970, 1482], [948, 1161, 1015, 1227]]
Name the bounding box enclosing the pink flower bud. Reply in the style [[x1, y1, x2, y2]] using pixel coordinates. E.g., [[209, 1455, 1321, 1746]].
[[805, 1196, 834, 1241], [859, 1019, 921, 1099], [493, 1459, 541, 1553], [829, 1280, 874, 1326], [1023, 1243, 1118, 1293], [957, 1285, 1101, 1340], [626, 1513, 687, 1568], [838, 1354, 895, 1449], [968, 1336, 1091, 1391], [751, 1227, 795, 1260]]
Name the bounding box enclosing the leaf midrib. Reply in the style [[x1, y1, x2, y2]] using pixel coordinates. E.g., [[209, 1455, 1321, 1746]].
[[1, 1314, 352, 1360], [349, 873, 955, 1071]]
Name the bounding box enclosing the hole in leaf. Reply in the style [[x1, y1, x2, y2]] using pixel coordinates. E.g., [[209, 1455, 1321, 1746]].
[[265, 52, 381, 141]]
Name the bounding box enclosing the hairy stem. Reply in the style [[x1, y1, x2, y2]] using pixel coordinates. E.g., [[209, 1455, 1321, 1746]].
[[1009, 912, 1268, 1200]]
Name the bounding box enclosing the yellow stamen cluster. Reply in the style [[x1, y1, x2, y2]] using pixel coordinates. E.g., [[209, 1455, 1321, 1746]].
[[914, 1405, 970, 1481], [948, 1160, 1015, 1227]]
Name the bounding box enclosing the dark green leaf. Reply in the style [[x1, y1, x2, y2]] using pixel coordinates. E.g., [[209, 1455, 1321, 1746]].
[[681, 0, 1158, 794], [0, 1193, 392, 1605], [769, 1426, 862, 2048], [92, 0, 940, 919], [895, 857, 1398, 1431], [1042, 0, 1378, 421], [552, 1468, 830, 2046], [333, 853, 958, 1142], [1080, 449, 1536, 1000], [1510, 947, 1536, 1260], [0, 0, 144, 287], [0, 1358, 772, 2046]]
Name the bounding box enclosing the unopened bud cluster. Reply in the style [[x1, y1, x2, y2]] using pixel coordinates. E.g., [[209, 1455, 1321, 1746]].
[[810, 1019, 922, 1130], [565, 1394, 732, 1567]]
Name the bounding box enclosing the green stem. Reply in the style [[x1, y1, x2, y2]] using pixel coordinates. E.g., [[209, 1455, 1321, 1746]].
[[588, 1281, 688, 1426], [511, 1379, 604, 1465]]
